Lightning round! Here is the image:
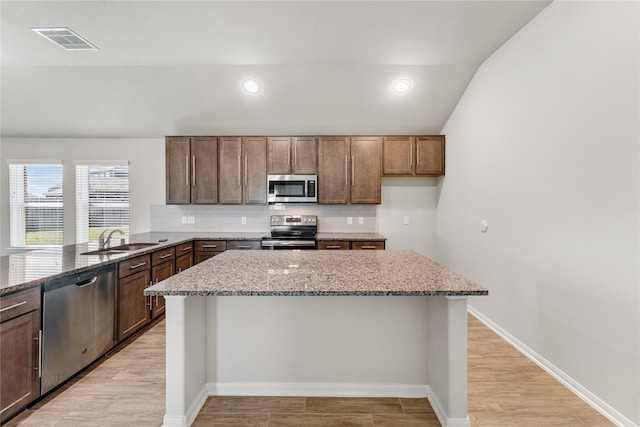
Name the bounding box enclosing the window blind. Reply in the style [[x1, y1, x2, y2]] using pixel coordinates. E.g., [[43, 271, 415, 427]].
[[76, 163, 130, 243], [9, 162, 64, 247]]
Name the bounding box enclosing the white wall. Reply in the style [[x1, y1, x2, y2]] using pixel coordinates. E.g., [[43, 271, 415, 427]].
[[436, 1, 639, 425], [0, 138, 165, 255]]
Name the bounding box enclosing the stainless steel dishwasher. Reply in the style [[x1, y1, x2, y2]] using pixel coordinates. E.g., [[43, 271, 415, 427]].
[[41, 264, 116, 394]]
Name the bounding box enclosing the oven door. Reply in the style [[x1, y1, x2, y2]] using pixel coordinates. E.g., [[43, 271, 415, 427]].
[[267, 175, 317, 203]]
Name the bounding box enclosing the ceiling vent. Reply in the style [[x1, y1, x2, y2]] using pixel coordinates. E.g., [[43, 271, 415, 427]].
[[32, 28, 98, 50]]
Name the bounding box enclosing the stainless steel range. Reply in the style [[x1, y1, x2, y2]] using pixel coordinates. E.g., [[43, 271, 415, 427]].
[[261, 215, 317, 250]]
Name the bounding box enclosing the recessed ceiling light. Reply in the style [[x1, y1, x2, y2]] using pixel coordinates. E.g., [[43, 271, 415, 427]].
[[32, 27, 98, 50], [242, 79, 261, 94], [393, 79, 411, 94]]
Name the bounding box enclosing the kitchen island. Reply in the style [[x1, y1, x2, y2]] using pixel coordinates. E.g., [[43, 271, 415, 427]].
[[145, 250, 488, 427]]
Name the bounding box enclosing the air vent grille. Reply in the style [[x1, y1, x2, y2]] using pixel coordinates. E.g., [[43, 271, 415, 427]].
[[32, 28, 98, 50]]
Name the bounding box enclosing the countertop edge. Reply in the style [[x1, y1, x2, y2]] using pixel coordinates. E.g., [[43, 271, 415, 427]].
[[144, 290, 489, 297]]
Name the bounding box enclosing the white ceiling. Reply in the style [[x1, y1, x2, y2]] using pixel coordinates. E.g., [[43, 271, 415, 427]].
[[0, 1, 551, 138]]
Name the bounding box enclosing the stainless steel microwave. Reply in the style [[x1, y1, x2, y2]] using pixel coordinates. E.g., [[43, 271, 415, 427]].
[[267, 174, 317, 203]]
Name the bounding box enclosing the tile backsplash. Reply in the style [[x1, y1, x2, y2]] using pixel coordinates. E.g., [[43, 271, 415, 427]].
[[150, 204, 377, 233]]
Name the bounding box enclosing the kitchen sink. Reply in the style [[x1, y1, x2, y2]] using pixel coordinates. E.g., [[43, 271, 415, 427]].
[[80, 242, 158, 256]]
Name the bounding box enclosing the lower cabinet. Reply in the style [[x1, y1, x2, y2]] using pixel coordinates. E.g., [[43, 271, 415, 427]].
[[0, 287, 41, 423], [175, 242, 193, 273], [117, 255, 151, 342], [194, 240, 226, 265], [318, 240, 386, 250]]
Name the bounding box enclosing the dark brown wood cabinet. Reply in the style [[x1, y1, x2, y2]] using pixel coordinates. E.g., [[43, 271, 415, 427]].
[[317, 241, 350, 250], [350, 136, 381, 204], [150, 247, 175, 319], [243, 137, 267, 204], [227, 240, 261, 250], [175, 242, 193, 273], [194, 240, 226, 265], [218, 137, 243, 204], [166, 136, 218, 204], [351, 241, 385, 250], [267, 137, 317, 174], [382, 136, 445, 176], [117, 254, 151, 342], [318, 137, 350, 203], [415, 136, 445, 176], [0, 287, 40, 423]]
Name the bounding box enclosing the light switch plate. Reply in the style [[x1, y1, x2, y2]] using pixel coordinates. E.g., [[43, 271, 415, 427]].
[[358, 217, 364, 225], [241, 216, 247, 225], [347, 217, 353, 225], [187, 216, 195, 224], [181, 216, 187, 224], [403, 216, 410, 225]]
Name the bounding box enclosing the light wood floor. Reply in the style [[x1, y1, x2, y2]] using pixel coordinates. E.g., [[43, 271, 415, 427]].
[[5, 315, 613, 427]]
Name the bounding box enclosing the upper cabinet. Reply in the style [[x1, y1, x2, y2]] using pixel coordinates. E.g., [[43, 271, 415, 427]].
[[382, 135, 445, 177], [267, 137, 317, 175], [243, 137, 267, 204], [166, 136, 218, 204], [218, 137, 243, 204], [318, 136, 381, 204], [350, 136, 381, 204]]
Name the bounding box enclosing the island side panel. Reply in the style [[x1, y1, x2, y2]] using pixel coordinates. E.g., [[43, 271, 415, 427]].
[[163, 296, 208, 427], [427, 296, 469, 427]]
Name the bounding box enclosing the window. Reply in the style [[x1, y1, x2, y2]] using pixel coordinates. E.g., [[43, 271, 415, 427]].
[[76, 162, 130, 243], [9, 162, 64, 247]]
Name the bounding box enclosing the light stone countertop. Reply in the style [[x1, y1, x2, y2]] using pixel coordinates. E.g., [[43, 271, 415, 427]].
[[144, 249, 488, 297]]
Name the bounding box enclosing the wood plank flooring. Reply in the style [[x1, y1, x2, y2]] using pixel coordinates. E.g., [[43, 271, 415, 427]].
[[4, 314, 613, 427]]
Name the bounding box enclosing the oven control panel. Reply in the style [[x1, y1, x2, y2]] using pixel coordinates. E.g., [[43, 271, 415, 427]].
[[270, 215, 317, 226]]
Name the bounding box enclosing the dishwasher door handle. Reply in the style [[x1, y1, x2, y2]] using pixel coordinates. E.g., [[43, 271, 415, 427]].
[[75, 276, 98, 287]]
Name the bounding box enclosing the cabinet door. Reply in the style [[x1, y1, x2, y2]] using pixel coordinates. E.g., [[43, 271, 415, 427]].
[[267, 137, 292, 174], [317, 241, 350, 250], [351, 136, 381, 204], [192, 137, 218, 204], [351, 241, 385, 250], [118, 269, 151, 341], [382, 136, 414, 175], [176, 253, 193, 273], [415, 136, 445, 176], [150, 261, 173, 318], [166, 136, 191, 204], [227, 240, 261, 250], [218, 137, 243, 204], [0, 310, 40, 423], [293, 137, 317, 174], [243, 137, 267, 204], [318, 137, 350, 204], [194, 252, 223, 264]]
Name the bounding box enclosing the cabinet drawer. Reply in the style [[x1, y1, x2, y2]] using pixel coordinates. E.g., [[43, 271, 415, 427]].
[[195, 240, 227, 252], [152, 247, 175, 265], [118, 254, 151, 279], [1, 286, 40, 322], [227, 240, 261, 250], [194, 252, 224, 264], [176, 242, 193, 255], [351, 241, 385, 250], [317, 241, 350, 250]]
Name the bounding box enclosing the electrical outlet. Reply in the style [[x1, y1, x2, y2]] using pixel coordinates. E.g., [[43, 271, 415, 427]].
[[358, 217, 364, 225], [187, 216, 195, 224], [347, 217, 353, 225], [403, 216, 409, 225], [181, 216, 187, 224], [241, 216, 247, 225]]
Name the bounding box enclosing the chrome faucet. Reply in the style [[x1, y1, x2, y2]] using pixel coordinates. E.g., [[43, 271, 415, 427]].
[[98, 229, 125, 249]]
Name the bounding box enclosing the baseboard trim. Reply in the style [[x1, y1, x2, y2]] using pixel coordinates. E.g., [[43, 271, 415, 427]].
[[428, 390, 470, 427], [468, 305, 637, 427], [207, 381, 429, 398]]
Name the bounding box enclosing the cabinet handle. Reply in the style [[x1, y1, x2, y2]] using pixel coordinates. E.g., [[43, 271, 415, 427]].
[[185, 156, 189, 186], [129, 262, 147, 269], [155, 296, 159, 305], [237, 155, 241, 186], [180, 247, 192, 252], [326, 245, 342, 249], [417, 145, 420, 166], [244, 156, 248, 186], [287, 147, 291, 166], [0, 301, 26, 313], [409, 143, 413, 166], [351, 155, 355, 186], [344, 156, 348, 187], [236, 245, 252, 249], [201, 244, 217, 248], [159, 253, 172, 259], [192, 156, 196, 186], [37, 330, 42, 378], [361, 245, 378, 249], [293, 142, 297, 166], [148, 296, 153, 309]]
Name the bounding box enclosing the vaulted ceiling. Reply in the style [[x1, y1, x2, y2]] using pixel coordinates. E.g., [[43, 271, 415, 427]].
[[0, 1, 551, 138]]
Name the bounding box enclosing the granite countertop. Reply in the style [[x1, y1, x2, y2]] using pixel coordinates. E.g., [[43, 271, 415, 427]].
[[144, 250, 488, 297], [0, 232, 265, 295], [0, 231, 387, 295], [316, 233, 387, 241]]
